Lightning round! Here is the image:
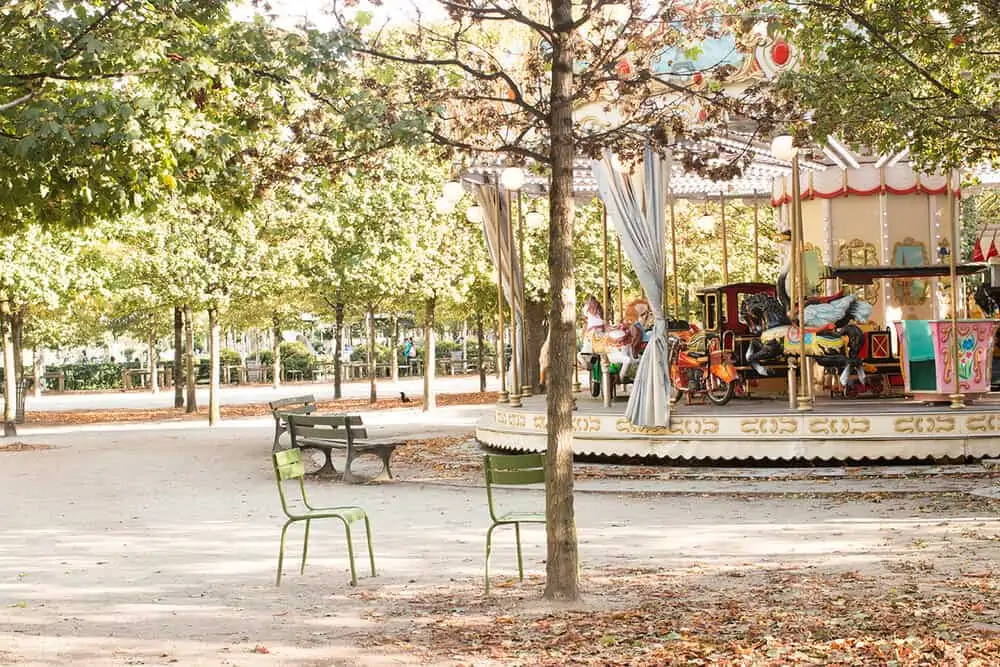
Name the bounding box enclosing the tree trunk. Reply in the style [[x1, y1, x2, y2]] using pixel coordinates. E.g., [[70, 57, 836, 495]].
[[1, 298, 17, 436], [544, 0, 580, 602], [366, 305, 377, 404], [524, 298, 547, 393], [148, 336, 159, 395], [11, 307, 24, 382], [333, 302, 344, 399], [173, 306, 184, 408], [476, 313, 486, 392], [390, 315, 399, 384], [32, 346, 42, 398], [423, 296, 436, 411], [184, 305, 197, 413], [208, 306, 221, 426], [271, 314, 281, 389]]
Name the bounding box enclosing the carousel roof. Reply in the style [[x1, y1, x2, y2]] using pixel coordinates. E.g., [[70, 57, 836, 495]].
[[462, 134, 1000, 201]]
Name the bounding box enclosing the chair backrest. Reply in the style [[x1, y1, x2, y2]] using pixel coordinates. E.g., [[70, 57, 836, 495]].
[[268, 394, 317, 412], [287, 413, 367, 442], [484, 453, 547, 521], [273, 448, 307, 515]]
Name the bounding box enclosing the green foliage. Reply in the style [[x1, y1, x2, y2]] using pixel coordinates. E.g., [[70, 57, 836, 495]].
[[220, 348, 242, 367], [772, 0, 1000, 169], [48, 363, 122, 391], [279, 341, 315, 374]]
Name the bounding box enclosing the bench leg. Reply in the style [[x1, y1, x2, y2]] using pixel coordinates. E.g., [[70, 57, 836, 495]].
[[316, 448, 338, 477], [379, 448, 394, 480]]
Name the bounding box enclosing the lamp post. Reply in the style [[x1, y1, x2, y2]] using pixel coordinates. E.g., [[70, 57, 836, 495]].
[[771, 135, 812, 412]]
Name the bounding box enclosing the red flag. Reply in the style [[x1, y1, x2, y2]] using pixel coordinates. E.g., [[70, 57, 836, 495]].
[[972, 239, 985, 261], [989, 240, 999, 259]]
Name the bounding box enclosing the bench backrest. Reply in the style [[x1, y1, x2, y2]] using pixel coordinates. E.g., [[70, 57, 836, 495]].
[[287, 413, 368, 442], [268, 395, 316, 413]]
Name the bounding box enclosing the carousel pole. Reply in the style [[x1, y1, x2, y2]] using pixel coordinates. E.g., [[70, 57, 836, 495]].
[[752, 193, 760, 282], [517, 190, 531, 397], [495, 181, 508, 404], [948, 169, 965, 410], [602, 204, 610, 318], [617, 238, 625, 319], [505, 187, 522, 408], [669, 184, 680, 318], [720, 191, 729, 284], [791, 153, 812, 411]]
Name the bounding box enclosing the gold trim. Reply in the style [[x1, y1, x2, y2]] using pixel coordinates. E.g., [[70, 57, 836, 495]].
[[893, 416, 956, 434], [740, 417, 798, 435], [808, 417, 871, 435]]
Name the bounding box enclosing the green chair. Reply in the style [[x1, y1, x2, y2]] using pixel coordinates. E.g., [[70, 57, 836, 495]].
[[484, 453, 547, 594], [273, 448, 375, 586]]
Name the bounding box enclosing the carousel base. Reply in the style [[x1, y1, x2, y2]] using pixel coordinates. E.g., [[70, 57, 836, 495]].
[[476, 391, 1000, 462]]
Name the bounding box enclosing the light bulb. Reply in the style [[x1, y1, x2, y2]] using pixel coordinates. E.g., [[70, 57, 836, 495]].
[[770, 135, 797, 161], [466, 206, 484, 223], [500, 167, 525, 191], [434, 197, 455, 215], [442, 181, 464, 202]]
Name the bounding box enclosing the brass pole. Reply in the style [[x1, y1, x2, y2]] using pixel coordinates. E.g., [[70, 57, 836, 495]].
[[506, 188, 522, 408], [753, 193, 760, 282], [720, 191, 729, 284], [496, 184, 508, 404], [617, 238, 625, 321], [792, 155, 812, 411], [602, 203, 609, 318], [517, 191, 531, 397], [669, 185, 680, 319], [948, 169, 965, 409]]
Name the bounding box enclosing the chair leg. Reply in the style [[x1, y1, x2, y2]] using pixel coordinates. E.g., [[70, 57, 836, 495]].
[[276, 520, 293, 586], [364, 516, 376, 577], [300, 519, 311, 575], [515, 522, 524, 581], [342, 520, 358, 586], [485, 523, 498, 595]]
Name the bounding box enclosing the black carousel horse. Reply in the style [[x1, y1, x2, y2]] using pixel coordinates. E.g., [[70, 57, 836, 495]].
[[740, 283, 868, 388], [973, 282, 1000, 317]]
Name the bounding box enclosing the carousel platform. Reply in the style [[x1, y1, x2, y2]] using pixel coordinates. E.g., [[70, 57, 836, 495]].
[[475, 391, 1000, 462]]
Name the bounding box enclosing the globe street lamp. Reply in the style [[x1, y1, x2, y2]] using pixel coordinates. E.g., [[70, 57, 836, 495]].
[[771, 134, 812, 412]]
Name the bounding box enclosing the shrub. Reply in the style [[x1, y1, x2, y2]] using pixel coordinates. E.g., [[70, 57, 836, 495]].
[[220, 348, 242, 367], [280, 341, 316, 375]]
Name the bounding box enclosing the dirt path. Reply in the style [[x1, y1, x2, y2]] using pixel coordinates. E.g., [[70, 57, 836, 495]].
[[2, 412, 1000, 665]]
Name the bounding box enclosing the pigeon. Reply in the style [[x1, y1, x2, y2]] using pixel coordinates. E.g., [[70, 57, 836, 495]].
[[400, 391, 412, 403]]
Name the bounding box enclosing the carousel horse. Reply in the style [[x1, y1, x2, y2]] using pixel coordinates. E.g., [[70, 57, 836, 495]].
[[973, 282, 999, 318], [741, 263, 872, 387]]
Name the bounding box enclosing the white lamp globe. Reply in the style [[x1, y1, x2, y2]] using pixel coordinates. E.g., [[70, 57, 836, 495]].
[[695, 214, 716, 234], [770, 135, 797, 161], [466, 205, 484, 223], [434, 197, 456, 215], [500, 166, 525, 191], [442, 180, 464, 202], [525, 210, 545, 228]]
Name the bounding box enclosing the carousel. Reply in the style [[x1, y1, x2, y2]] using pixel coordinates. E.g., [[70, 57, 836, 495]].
[[470, 141, 1000, 462], [471, 29, 1000, 462]]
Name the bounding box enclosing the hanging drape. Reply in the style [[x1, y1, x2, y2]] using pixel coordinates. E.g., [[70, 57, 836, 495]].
[[473, 183, 524, 381], [592, 145, 671, 427]]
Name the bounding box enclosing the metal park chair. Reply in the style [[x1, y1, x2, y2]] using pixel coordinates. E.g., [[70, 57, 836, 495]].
[[483, 453, 547, 594], [272, 448, 375, 586]]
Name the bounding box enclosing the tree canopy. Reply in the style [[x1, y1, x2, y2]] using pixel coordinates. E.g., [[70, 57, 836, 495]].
[[772, 0, 1000, 169]]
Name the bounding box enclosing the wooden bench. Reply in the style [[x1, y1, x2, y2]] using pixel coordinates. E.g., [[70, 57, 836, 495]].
[[286, 413, 404, 483], [268, 395, 317, 451]]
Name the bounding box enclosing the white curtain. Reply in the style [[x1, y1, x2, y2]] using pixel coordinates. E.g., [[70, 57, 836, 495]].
[[592, 145, 671, 426], [473, 183, 523, 383]]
